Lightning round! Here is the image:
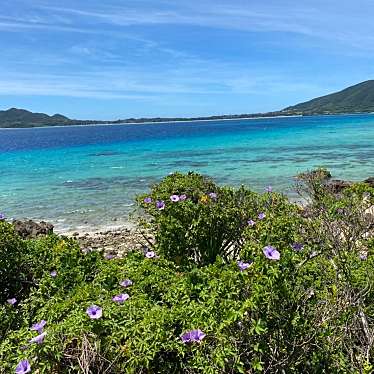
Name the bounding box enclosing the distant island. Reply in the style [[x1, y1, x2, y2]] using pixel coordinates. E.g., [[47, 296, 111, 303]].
[[282, 80, 374, 115], [1, 80, 374, 128]]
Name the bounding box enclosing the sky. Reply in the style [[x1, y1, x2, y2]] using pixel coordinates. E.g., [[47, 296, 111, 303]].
[[1, 0, 374, 119]]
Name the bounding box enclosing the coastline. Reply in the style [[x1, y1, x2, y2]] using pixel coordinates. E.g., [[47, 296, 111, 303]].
[[0, 114, 303, 130], [3, 111, 374, 130]]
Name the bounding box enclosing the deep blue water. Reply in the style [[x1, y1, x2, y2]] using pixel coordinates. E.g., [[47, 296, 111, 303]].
[[0, 114, 373, 232]]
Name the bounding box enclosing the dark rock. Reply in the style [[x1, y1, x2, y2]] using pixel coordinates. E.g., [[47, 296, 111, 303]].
[[363, 177, 374, 187], [12, 219, 54, 239], [326, 179, 352, 193]]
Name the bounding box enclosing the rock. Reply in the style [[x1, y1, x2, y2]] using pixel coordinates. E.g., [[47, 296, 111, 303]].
[[327, 179, 352, 193], [12, 219, 54, 239], [363, 177, 374, 188], [73, 227, 155, 258]]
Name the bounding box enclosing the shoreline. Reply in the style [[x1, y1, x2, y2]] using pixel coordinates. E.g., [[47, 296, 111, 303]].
[[68, 226, 154, 258], [2, 112, 374, 130], [0, 114, 303, 130]]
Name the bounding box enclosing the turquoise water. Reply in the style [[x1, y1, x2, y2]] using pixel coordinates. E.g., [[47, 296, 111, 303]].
[[0, 114, 373, 232]]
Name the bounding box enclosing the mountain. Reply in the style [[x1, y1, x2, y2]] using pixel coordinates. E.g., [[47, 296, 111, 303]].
[[0, 108, 288, 128], [0, 108, 71, 128], [2, 80, 374, 128], [282, 80, 374, 115]]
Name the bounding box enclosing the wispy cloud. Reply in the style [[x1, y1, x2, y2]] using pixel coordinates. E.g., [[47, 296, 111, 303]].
[[0, 60, 326, 102], [0, 0, 372, 117], [39, 0, 374, 50]]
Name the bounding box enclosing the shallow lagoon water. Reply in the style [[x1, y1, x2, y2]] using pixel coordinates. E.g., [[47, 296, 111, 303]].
[[0, 114, 373, 232]]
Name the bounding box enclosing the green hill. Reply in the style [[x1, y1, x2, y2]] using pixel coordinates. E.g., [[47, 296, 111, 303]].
[[0, 108, 71, 128], [282, 80, 374, 115], [2, 80, 374, 128]]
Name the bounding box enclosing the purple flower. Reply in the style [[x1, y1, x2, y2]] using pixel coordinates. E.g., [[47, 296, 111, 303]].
[[258, 212, 266, 220], [265, 186, 273, 193], [112, 293, 130, 303], [50, 270, 57, 277], [247, 219, 256, 226], [144, 197, 152, 203], [181, 329, 206, 343], [86, 305, 102, 319], [291, 243, 304, 251], [179, 194, 187, 201], [0, 213, 5, 221], [360, 252, 368, 261], [105, 254, 116, 260], [263, 245, 280, 261], [145, 251, 156, 258], [208, 192, 217, 200], [31, 320, 46, 334], [30, 332, 47, 344], [237, 260, 252, 271], [156, 200, 165, 210], [7, 298, 17, 305], [120, 279, 133, 288], [170, 194, 180, 202], [15, 359, 31, 374], [82, 247, 93, 254]]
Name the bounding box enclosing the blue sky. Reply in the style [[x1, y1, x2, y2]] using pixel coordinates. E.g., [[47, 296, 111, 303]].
[[1, 0, 374, 119]]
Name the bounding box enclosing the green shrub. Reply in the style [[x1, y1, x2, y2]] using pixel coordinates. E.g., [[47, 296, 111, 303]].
[[2, 236, 373, 373], [1, 171, 373, 373], [0, 222, 28, 304], [137, 172, 277, 267]]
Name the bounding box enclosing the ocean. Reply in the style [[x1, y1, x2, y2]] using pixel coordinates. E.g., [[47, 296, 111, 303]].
[[0, 114, 373, 233]]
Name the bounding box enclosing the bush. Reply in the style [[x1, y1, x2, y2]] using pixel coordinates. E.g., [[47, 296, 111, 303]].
[[1, 171, 373, 373], [137, 172, 280, 267], [0, 221, 28, 304], [2, 234, 373, 373]]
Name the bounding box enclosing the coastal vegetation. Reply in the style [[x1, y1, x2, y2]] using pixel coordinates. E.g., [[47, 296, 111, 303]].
[[0, 108, 291, 128], [283, 80, 374, 115], [1, 170, 373, 373], [0, 108, 71, 128], [3, 80, 374, 128]]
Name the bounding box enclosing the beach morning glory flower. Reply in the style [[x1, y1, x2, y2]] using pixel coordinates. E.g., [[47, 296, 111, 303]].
[[120, 279, 133, 288], [237, 260, 252, 271], [181, 329, 206, 343], [0, 213, 5, 221], [145, 251, 156, 258], [105, 254, 116, 260], [50, 270, 57, 277], [15, 359, 31, 374], [265, 186, 273, 193], [7, 298, 17, 305], [112, 293, 130, 303], [258, 212, 266, 220], [86, 305, 102, 319], [30, 332, 47, 344], [82, 247, 93, 254], [360, 252, 368, 261], [247, 219, 256, 226], [31, 320, 46, 333], [179, 194, 187, 201], [263, 245, 280, 261], [144, 197, 152, 203], [291, 243, 304, 251], [156, 200, 165, 210], [208, 192, 217, 200], [170, 194, 180, 202]]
